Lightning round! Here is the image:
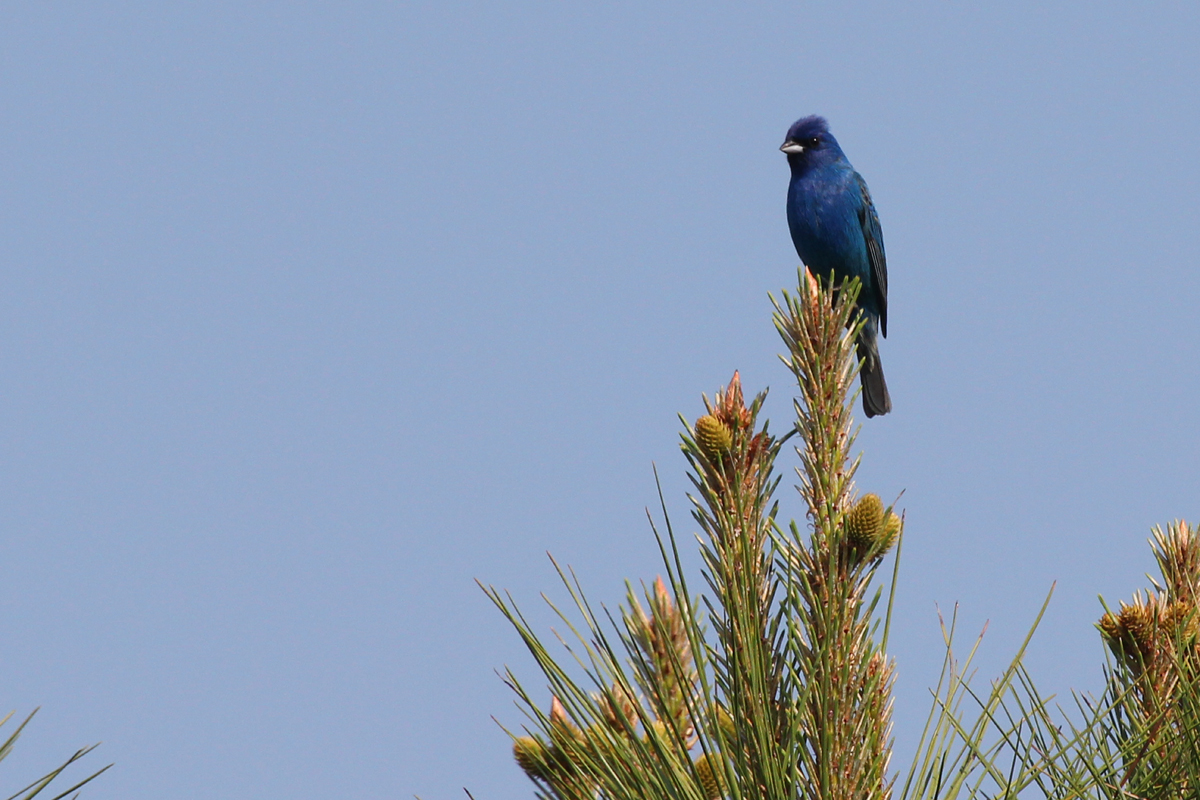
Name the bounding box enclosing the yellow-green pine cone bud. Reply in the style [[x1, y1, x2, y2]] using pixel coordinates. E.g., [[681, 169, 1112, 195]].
[[1119, 602, 1155, 655], [1098, 610, 1140, 662], [715, 706, 736, 743], [694, 415, 733, 461], [845, 494, 885, 551], [642, 719, 670, 745], [1097, 611, 1125, 643], [878, 511, 902, 553], [694, 753, 723, 799], [513, 736, 552, 782], [1163, 599, 1192, 632]]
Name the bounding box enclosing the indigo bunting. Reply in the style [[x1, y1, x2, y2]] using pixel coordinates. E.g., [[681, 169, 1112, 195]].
[[782, 115, 892, 417]]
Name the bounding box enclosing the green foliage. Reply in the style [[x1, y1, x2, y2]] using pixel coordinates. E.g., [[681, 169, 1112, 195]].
[[0, 709, 108, 800], [484, 268, 1200, 800], [1081, 520, 1200, 797]]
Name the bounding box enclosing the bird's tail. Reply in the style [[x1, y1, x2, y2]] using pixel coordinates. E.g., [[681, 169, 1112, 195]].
[[856, 338, 892, 418]]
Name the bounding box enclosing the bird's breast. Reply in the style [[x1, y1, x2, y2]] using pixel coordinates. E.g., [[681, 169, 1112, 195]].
[[786, 174, 871, 284]]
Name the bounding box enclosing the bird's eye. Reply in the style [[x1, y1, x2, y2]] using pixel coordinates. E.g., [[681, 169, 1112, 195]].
[[805, 137, 820, 148]]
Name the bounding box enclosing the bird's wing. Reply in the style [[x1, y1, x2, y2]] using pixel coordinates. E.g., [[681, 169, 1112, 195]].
[[855, 173, 888, 337]]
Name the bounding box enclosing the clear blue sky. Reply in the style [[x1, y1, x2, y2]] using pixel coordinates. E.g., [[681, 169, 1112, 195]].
[[0, 2, 1197, 798]]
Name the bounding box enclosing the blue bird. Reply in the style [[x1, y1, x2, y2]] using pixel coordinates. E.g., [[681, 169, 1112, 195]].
[[782, 115, 891, 417]]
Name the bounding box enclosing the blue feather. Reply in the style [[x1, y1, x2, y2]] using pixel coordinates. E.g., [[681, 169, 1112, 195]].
[[782, 116, 892, 417]]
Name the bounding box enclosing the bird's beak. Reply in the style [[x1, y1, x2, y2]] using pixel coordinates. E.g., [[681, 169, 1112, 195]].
[[780, 141, 805, 155]]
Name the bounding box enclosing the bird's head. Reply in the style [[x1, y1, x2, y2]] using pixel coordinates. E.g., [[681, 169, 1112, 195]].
[[780, 115, 844, 169]]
